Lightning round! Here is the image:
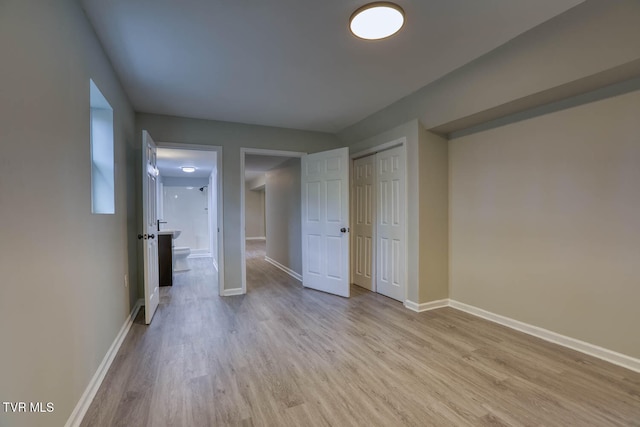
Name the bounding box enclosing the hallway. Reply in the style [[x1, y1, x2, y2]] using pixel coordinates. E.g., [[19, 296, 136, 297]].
[[245, 239, 301, 294], [81, 247, 640, 426]]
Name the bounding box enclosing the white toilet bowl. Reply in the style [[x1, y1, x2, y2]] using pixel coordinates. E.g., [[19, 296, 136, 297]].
[[173, 246, 191, 272]]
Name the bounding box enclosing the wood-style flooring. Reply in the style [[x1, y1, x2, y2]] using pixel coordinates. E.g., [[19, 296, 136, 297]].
[[82, 240, 640, 426]]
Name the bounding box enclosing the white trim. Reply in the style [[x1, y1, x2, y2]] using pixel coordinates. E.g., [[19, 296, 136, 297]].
[[189, 248, 210, 255], [240, 150, 246, 294], [350, 137, 406, 160], [212, 258, 218, 272], [240, 147, 307, 295], [240, 148, 308, 157], [221, 288, 244, 296], [65, 299, 143, 427], [246, 236, 266, 241], [264, 256, 303, 282], [404, 298, 450, 313], [449, 300, 640, 374], [188, 253, 212, 259], [156, 142, 225, 296]]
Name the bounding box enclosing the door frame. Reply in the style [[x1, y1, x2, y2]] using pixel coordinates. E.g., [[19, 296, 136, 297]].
[[156, 142, 225, 296], [350, 137, 408, 302], [240, 147, 306, 294]]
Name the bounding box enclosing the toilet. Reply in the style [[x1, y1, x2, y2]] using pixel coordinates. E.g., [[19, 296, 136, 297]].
[[173, 246, 191, 272]]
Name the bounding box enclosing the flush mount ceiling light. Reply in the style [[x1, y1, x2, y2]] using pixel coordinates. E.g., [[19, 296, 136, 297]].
[[181, 166, 196, 173], [350, 2, 405, 40]]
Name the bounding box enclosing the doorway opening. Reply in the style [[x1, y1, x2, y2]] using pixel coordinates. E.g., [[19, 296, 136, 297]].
[[156, 144, 224, 294], [240, 148, 306, 293]]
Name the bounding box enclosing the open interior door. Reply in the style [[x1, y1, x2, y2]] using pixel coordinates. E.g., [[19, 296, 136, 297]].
[[301, 147, 350, 297], [141, 130, 160, 324]]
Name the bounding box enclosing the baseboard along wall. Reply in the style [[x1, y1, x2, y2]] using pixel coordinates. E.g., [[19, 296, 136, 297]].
[[403, 299, 449, 312], [65, 299, 143, 427], [264, 256, 302, 282], [403, 297, 640, 373], [221, 288, 244, 297]]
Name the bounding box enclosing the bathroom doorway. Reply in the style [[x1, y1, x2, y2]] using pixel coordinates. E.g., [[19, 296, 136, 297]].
[[155, 144, 224, 293], [240, 148, 306, 293]]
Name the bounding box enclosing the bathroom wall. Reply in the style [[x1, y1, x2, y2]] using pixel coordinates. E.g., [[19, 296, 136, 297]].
[[162, 178, 211, 255]]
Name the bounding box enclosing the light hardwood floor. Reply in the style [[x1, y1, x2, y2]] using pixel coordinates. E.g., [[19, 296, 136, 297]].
[[81, 241, 640, 426]]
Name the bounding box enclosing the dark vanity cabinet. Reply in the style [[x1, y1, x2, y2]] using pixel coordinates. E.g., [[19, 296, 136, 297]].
[[158, 233, 173, 286]]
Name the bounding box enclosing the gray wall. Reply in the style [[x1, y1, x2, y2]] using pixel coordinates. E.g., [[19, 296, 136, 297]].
[[0, 1, 137, 426], [136, 113, 342, 291], [450, 89, 640, 359], [245, 184, 265, 238], [265, 159, 302, 274], [418, 128, 449, 302]]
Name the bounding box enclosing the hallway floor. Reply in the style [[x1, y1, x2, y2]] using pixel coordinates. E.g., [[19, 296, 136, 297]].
[[81, 244, 640, 426]]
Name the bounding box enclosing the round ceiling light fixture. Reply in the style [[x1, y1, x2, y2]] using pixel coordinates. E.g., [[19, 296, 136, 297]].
[[181, 166, 196, 173], [350, 2, 405, 40]]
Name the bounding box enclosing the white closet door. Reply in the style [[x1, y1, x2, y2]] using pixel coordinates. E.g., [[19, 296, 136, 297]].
[[352, 154, 375, 291], [376, 146, 406, 302], [301, 147, 350, 297]]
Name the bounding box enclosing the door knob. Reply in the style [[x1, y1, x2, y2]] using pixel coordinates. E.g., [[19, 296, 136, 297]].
[[340, 227, 347, 233], [138, 234, 147, 240], [148, 234, 155, 239]]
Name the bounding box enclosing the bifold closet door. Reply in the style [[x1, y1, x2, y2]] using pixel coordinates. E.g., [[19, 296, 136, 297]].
[[352, 154, 375, 291], [376, 146, 406, 302]]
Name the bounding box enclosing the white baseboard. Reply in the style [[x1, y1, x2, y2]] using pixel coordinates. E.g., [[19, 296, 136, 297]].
[[448, 300, 640, 374], [404, 298, 450, 312], [65, 299, 143, 427], [221, 288, 244, 296], [246, 237, 266, 241], [188, 252, 211, 259], [264, 256, 302, 282]]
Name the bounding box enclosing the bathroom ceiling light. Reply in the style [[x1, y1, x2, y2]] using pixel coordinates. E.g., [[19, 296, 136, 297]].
[[350, 2, 405, 40], [181, 166, 196, 173]]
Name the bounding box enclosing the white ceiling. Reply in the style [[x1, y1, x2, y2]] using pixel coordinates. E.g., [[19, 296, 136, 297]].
[[157, 148, 217, 178], [81, 0, 583, 132]]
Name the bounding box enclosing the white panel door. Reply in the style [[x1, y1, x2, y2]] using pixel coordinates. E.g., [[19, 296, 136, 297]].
[[142, 130, 160, 324], [301, 147, 350, 297], [376, 146, 405, 302], [352, 154, 375, 291]]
